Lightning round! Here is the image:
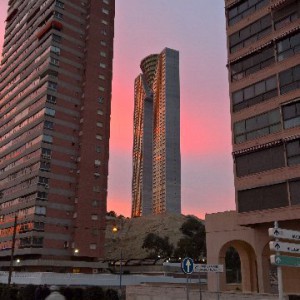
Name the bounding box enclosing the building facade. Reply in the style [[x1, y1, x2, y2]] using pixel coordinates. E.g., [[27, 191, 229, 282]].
[[132, 48, 181, 217], [206, 0, 300, 294], [0, 0, 115, 271]]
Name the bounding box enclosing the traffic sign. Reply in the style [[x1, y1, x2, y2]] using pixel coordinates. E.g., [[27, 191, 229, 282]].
[[270, 255, 300, 267], [269, 241, 300, 254], [181, 257, 194, 274], [194, 264, 223, 273], [268, 228, 300, 241]]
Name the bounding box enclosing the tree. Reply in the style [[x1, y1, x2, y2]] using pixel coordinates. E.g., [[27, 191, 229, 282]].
[[106, 211, 117, 218], [142, 233, 174, 258], [174, 216, 206, 260]]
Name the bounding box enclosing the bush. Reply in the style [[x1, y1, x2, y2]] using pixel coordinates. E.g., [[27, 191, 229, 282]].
[[1, 285, 18, 300], [83, 286, 105, 300], [18, 284, 35, 300], [105, 288, 119, 300]]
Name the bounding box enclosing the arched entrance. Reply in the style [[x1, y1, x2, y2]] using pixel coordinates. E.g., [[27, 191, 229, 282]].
[[219, 240, 258, 292]]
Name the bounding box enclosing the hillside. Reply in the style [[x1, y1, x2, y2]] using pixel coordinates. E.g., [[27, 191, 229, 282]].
[[104, 213, 202, 260]]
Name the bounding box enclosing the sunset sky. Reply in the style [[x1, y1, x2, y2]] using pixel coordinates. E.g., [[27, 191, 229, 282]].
[[0, 1, 235, 218]]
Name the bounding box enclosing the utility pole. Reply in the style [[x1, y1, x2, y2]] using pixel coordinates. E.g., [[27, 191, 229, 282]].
[[8, 215, 18, 286]]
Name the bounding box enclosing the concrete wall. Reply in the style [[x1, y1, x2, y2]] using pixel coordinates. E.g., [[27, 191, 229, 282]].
[[126, 284, 288, 300]]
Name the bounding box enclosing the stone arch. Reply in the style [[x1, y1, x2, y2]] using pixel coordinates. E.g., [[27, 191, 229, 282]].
[[219, 240, 258, 292]]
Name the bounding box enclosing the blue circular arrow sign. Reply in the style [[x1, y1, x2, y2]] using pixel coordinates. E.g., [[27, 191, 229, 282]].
[[181, 257, 194, 274]]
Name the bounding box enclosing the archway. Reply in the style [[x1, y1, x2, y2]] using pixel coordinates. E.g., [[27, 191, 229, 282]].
[[219, 240, 258, 292]]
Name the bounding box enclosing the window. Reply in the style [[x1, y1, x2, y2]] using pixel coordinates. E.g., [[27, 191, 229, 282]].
[[97, 122, 103, 127], [98, 86, 105, 92], [282, 99, 300, 129], [41, 148, 52, 159], [92, 200, 99, 207], [274, 1, 299, 30], [101, 20, 108, 25], [97, 109, 103, 115], [47, 94, 56, 104], [50, 45, 61, 55], [290, 179, 300, 205], [234, 109, 281, 143], [286, 139, 300, 166], [103, 0, 110, 3], [99, 75, 105, 80], [48, 81, 58, 91], [100, 63, 106, 68], [44, 121, 54, 130], [232, 76, 277, 112], [35, 206, 46, 215], [229, 14, 272, 53], [90, 243, 97, 249], [96, 135, 102, 140], [38, 177, 49, 185], [55, 0, 64, 8], [100, 51, 106, 57], [40, 161, 51, 171], [91, 214, 98, 220], [231, 46, 275, 81], [92, 228, 99, 236], [45, 108, 56, 117], [279, 65, 300, 94], [102, 8, 109, 14], [277, 32, 300, 62], [95, 146, 101, 153], [42, 135, 53, 144], [98, 97, 104, 104], [235, 144, 285, 177], [50, 57, 59, 66], [238, 183, 288, 212], [37, 191, 48, 200], [94, 160, 101, 166], [227, 0, 268, 26], [54, 11, 63, 19], [52, 34, 61, 42], [100, 40, 106, 46]]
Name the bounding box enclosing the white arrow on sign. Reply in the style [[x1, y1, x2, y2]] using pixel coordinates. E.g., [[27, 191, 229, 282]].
[[186, 260, 192, 273], [269, 241, 300, 254], [268, 228, 300, 241]]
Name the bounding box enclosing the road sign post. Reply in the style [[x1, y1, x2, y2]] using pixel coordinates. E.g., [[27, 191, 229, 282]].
[[268, 222, 300, 300], [181, 258, 194, 300]]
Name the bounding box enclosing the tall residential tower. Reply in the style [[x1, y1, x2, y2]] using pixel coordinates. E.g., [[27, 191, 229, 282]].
[[206, 0, 300, 294], [132, 48, 181, 217], [0, 0, 115, 271]]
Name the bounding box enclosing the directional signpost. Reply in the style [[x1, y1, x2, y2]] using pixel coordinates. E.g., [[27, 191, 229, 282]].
[[270, 255, 300, 267], [269, 222, 300, 300], [181, 257, 194, 274], [181, 257, 194, 300], [269, 241, 300, 255], [194, 264, 224, 273]]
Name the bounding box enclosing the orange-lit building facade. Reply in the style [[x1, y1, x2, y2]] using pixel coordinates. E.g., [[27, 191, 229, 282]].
[[0, 0, 114, 271], [206, 0, 300, 294], [132, 48, 181, 217]]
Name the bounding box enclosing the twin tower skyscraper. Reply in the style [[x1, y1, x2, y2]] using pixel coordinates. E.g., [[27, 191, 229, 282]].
[[131, 48, 181, 217]]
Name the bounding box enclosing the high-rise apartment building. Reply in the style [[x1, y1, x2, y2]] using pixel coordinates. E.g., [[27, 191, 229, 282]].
[[132, 48, 181, 217], [206, 0, 300, 294], [0, 0, 114, 271]]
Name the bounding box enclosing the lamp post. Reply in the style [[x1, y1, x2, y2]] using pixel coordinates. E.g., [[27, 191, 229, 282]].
[[8, 215, 18, 286], [112, 225, 123, 295]]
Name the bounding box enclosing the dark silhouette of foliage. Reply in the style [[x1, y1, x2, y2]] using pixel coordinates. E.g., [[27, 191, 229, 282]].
[[174, 216, 206, 260], [83, 286, 105, 300], [142, 233, 174, 258]]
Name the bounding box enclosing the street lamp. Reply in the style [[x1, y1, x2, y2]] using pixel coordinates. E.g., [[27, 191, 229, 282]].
[[112, 225, 123, 294]]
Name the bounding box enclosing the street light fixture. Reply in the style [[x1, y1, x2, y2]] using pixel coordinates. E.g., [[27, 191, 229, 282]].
[[112, 225, 123, 294]]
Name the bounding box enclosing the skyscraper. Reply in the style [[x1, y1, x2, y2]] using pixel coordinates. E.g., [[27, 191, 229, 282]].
[[0, 0, 115, 271], [132, 48, 181, 217], [206, 0, 300, 294]]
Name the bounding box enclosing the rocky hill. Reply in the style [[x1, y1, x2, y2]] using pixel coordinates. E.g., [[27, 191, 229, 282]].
[[104, 213, 202, 260]]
